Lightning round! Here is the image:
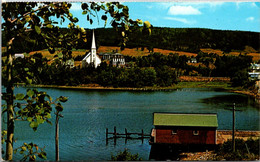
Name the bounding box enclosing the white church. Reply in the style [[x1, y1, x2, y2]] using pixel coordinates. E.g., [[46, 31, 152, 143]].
[[82, 31, 101, 68]]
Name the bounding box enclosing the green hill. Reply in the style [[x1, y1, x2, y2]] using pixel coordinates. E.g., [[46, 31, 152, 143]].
[[2, 27, 260, 53]]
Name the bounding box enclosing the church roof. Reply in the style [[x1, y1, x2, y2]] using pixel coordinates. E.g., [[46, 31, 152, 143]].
[[153, 113, 218, 127], [82, 52, 91, 61]]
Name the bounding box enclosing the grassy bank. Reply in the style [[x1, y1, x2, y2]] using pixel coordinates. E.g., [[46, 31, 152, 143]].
[[16, 81, 259, 99], [19, 81, 233, 91]]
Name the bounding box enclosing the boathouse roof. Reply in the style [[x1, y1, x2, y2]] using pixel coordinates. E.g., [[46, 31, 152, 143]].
[[153, 113, 218, 127]]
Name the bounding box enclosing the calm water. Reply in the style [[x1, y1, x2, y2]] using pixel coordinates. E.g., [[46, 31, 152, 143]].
[[2, 87, 260, 161]]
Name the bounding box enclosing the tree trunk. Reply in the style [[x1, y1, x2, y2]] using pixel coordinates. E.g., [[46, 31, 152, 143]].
[[6, 52, 14, 161], [55, 113, 59, 161]]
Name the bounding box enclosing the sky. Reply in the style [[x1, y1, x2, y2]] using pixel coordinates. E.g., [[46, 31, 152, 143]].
[[67, 2, 260, 32]]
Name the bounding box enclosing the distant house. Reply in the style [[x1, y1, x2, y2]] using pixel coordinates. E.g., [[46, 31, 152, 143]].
[[248, 63, 260, 80], [187, 58, 197, 63], [99, 53, 125, 67], [14, 53, 25, 59], [64, 59, 74, 68], [82, 30, 101, 68], [150, 113, 218, 145]]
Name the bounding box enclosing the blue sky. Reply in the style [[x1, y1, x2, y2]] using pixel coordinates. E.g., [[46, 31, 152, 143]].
[[68, 2, 260, 32]]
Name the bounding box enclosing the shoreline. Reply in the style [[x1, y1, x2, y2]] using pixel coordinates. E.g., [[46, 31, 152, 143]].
[[15, 82, 260, 99]]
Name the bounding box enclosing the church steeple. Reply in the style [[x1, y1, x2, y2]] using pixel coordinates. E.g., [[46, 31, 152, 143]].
[[91, 30, 97, 67], [91, 30, 96, 49]]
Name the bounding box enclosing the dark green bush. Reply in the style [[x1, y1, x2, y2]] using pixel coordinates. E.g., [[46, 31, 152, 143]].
[[111, 149, 142, 161]]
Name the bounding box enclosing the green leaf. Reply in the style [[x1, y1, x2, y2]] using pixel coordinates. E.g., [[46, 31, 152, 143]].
[[58, 96, 68, 102], [46, 113, 51, 119], [73, 17, 79, 22], [27, 117, 33, 122], [25, 15, 31, 22], [25, 77, 32, 84], [38, 152, 47, 160], [46, 24, 53, 29], [29, 121, 38, 131], [82, 11, 87, 15], [21, 146, 27, 151], [27, 89, 34, 97], [24, 68, 29, 72], [16, 93, 25, 100], [58, 53, 63, 58], [34, 26, 41, 34], [36, 115, 44, 124], [144, 21, 151, 28], [55, 103, 63, 112]]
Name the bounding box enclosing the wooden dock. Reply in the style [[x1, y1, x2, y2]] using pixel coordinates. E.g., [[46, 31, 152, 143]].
[[106, 127, 150, 145]]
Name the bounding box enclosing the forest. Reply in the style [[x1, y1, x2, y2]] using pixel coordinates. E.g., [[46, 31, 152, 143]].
[[2, 27, 260, 53]]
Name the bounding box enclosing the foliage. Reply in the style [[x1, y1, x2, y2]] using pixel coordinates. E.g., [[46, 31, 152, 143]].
[[10, 50, 253, 88], [14, 143, 47, 161], [111, 149, 142, 161], [215, 138, 260, 161], [2, 2, 150, 160]]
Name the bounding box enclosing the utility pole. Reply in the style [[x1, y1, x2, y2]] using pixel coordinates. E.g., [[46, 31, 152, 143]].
[[225, 103, 241, 153]]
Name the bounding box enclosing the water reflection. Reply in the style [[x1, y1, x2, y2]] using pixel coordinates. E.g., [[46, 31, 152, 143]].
[[201, 94, 260, 108]]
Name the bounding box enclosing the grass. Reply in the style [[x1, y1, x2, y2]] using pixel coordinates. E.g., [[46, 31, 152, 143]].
[[2, 46, 259, 61], [174, 82, 231, 89]]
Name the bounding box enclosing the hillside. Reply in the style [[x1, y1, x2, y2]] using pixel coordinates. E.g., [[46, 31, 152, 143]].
[[97, 46, 259, 61], [2, 27, 260, 56]]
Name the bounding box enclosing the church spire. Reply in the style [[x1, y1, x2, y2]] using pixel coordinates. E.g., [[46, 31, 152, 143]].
[[91, 30, 96, 49]]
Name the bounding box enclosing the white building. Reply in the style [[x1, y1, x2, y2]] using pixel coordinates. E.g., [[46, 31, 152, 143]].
[[249, 63, 260, 80], [99, 53, 125, 67], [14, 53, 25, 59], [82, 31, 101, 68]]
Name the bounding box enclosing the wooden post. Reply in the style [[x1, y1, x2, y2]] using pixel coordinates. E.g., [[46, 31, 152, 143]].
[[114, 126, 117, 138], [125, 128, 128, 144], [125, 128, 128, 138], [106, 128, 108, 139], [232, 103, 235, 153], [141, 129, 144, 139], [106, 128, 108, 145], [114, 127, 117, 146]]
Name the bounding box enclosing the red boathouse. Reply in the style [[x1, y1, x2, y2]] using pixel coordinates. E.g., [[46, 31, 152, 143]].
[[150, 113, 218, 145]]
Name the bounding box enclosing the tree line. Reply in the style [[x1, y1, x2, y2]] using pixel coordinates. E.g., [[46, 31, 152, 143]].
[[2, 27, 260, 54], [5, 51, 253, 88]]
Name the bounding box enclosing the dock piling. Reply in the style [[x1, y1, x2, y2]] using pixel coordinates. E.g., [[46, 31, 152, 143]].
[[106, 127, 150, 145]]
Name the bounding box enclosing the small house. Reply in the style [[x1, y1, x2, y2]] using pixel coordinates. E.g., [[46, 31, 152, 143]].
[[248, 63, 260, 80], [64, 59, 75, 68], [99, 52, 125, 67], [187, 58, 197, 63], [150, 113, 218, 145], [14, 53, 25, 59]]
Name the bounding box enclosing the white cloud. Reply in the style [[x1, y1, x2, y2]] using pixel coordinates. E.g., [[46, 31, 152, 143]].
[[164, 17, 195, 24], [246, 17, 255, 22], [168, 6, 201, 15], [70, 3, 82, 11], [160, 2, 224, 9]]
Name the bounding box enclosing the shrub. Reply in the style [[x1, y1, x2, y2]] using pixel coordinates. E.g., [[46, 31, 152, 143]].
[[215, 138, 260, 161], [111, 149, 142, 161]]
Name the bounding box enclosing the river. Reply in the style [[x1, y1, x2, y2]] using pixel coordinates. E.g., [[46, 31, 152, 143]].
[[2, 87, 259, 160]]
